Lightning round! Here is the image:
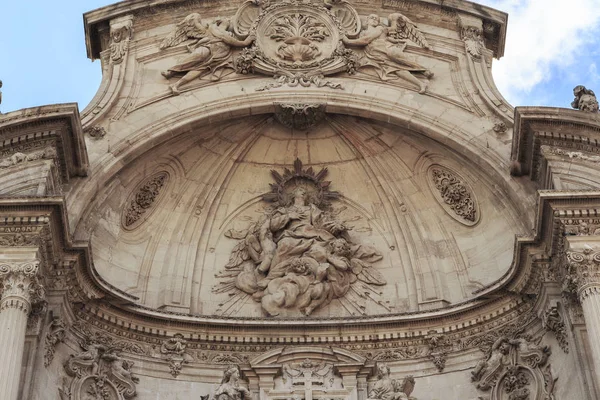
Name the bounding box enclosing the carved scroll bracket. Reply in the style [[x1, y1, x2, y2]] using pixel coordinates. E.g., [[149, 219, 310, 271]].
[[458, 14, 485, 60], [109, 15, 133, 64]]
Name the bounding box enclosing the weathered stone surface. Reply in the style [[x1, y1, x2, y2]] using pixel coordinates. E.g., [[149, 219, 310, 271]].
[[2, 1, 600, 399]]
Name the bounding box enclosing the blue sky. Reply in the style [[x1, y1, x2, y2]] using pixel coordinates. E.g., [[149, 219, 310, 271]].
[[1, 0, 599, 113]]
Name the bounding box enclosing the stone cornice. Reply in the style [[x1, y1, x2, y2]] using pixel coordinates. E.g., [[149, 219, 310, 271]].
[[511, 106, 600, 183], [0, 198, 137, 305], [83, 0, 507, 60], [0, 103, 89, 181]]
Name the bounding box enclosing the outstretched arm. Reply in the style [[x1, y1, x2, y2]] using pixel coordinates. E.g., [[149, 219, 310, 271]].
[[342, 28, 382, 46]]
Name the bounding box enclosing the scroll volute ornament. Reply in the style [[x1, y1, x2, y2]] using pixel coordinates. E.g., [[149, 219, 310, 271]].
[[122, 171, 169, 230], [427, 165, 479, 226]]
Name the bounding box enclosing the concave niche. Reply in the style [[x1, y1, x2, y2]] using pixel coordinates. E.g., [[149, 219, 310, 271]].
[[79, 114, 526, 317]]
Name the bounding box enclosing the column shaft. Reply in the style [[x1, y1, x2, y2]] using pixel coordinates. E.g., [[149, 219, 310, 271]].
[[0, 297, 30, 400], [580, 287, 600, 387]]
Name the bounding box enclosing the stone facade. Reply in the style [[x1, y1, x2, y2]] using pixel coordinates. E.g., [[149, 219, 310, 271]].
[[1, 0, 600, 399]]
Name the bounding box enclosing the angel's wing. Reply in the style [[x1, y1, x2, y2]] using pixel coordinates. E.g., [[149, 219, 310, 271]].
[[389, 13, 430, 49], [160, 13, 206, 50]]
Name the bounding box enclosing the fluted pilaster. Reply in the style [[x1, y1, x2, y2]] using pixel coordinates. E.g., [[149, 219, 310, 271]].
[[0, 261, 44, 400]]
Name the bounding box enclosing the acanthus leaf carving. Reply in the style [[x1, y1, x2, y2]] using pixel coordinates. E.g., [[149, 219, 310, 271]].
[[273, 103, 326, 130], [542, 306, 568, 353], [109, 16, 133, 64], [44, 316, 67, 367], [122, 171, 169, 229], [160, 333, 193, 377], [428, 165, 479, 226], [471, 336, 555, 400]]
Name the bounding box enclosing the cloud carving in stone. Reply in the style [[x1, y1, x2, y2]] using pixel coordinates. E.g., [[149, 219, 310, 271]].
[[213, 159, 387, 317]]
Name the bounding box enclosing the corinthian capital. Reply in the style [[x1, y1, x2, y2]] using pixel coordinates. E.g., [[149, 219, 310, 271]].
[[0, 261, 45, 313], [564, 245, 600, 300]]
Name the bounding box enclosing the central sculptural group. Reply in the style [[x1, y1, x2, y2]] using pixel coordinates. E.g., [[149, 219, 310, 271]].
[[214, 159, 386, 317]]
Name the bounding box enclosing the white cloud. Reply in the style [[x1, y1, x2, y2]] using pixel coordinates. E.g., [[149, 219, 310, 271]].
[[476, 0, 600, 104]]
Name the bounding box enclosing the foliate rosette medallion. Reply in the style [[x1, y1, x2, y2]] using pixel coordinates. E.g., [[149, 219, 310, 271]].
[[232, 0, 360, 88], [213, 158, 388, 317], [122, 171, 169, 230], [427, 165, 479, 226]]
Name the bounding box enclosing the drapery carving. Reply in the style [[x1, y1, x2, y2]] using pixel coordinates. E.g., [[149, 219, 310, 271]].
[[368, 363, 416, 400], [213, 159, 387, 317], [158, 0, 432, 93]]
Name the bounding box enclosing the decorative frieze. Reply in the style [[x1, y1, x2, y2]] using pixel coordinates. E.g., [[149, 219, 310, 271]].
[[159, 0, 433, 93], [122, 171, 169, 229], [428, 165, 479, 226]]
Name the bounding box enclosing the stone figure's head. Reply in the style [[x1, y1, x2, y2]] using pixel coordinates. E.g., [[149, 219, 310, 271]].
[[367, 14, 381, 27], [222, 365, 241, 383], [289, 258, 314, 275], [291, 187, 309, 206], [376, 363, 390, 378], [329, 238, 351, 258]]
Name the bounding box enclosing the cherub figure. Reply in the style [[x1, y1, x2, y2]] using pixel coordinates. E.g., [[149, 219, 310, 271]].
[[160, 14, 255, 94], [343, 14, 433, 93]]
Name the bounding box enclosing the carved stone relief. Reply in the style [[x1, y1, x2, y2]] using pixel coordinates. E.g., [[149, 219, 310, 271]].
[[277, 359, 340, 398], [44, 316, 67, 367], [202, 365, 252, 400], [109, 16, 133, 64], [160, 333, 193, 377], [542, 306, 568, 353], [425, 330, 453, 372], [0, 147, 57, 169], [273, 103, 326, 130], [427, 165, 479, 226], [84, 126, 107, 140], [61, 339, 139, 400], [158, 0, 433, 93], [368, 363, 416, 400], [213, 159, 387, 317], [471, 336, 556, 400], [121, 171, 169, 230], [571, 85, 599, 113]]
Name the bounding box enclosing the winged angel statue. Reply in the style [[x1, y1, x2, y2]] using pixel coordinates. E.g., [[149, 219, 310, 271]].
[[213, 159, 388, 317], [160, 13, 255, 94], [344, 13, 433, 93]]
